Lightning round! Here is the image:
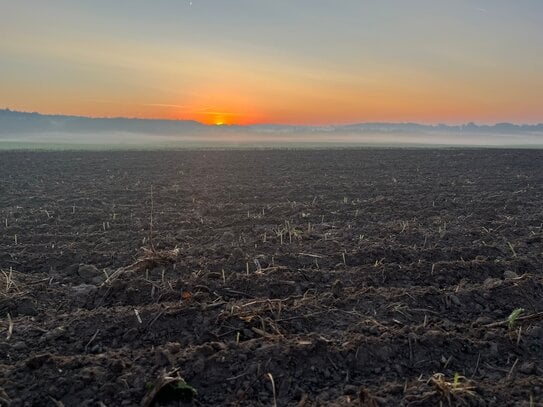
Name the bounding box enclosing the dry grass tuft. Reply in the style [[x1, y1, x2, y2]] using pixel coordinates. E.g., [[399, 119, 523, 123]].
[[0, 268, 20, 298], [104, 246, 179, 284], [429, 373, 478, 403], [403, 373, 480, 406]]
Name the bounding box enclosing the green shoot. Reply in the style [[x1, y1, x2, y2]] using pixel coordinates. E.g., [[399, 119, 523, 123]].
[[507, 308, 524, 330], [453, 372, 459, 388]]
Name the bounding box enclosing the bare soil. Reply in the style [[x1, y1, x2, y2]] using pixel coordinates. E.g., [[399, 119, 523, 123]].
[[0, 149, 542, 406]]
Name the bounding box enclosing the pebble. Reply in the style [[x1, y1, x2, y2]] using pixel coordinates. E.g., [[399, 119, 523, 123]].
[[78, 264, 101, 278], [42, 326, 66, 342], [12, 341, 27, 350], [489, 342, 499, 357], [483, 277, 501, 288], [448, 294, 461, 306], [519, 361, 535, 374], [72, 284, 97, 297], [503, 270, 519, 279], [220, 231, 235, 243], [165, 342, 181, 354], [77, 264, 104, 284]]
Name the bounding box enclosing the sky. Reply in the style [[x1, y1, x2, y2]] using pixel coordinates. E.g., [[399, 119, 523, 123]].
[[1, 1, 542, 125]]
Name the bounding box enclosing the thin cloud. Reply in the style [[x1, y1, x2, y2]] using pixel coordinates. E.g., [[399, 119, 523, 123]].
[[83, 99, 128, 105], [143, 103, 189, 109], [202, 111, 240, 117]]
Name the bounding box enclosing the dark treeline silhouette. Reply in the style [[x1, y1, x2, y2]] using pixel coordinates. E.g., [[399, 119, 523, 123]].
[[2, 108, 543, 136]]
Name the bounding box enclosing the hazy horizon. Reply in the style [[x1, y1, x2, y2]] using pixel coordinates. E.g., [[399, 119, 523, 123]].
[[1, 108, 542, 149], [2, 108, 543, 128]]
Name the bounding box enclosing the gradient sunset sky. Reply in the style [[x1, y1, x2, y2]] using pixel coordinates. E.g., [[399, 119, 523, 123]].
[[1, 1, 542, 125]]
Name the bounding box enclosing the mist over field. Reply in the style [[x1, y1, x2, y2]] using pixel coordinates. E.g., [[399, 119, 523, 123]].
[[4, 130, 543, 149], [1, 109, 542, 148]]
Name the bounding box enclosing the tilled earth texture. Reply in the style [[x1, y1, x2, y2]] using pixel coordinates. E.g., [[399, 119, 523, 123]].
[[1, 149, 542, 407]]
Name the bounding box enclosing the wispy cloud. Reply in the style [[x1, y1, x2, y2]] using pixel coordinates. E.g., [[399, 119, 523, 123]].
[[83, 99, 128, 105], [143, 103, 189, 109], [201, 111, 240, 117]]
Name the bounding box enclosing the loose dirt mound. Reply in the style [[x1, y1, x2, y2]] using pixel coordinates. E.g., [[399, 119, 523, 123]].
[[0, 149, 542, 406]]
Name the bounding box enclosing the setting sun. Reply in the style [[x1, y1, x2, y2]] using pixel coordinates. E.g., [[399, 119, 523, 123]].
[[186, 108, 260, 126]]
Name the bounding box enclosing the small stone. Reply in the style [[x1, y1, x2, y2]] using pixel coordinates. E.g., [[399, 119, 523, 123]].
[[220, 231, 235, 243], [519, 361, 535, 374], [42, 326, 65, 342], [449, 294, 461, 306], [211, 341, 228, 351], [503, 270, 519, 279], [72, 284, 97, 297], [78, 264, 103, 283], [483, 278, 501, 288], [164, 342, 181, 354], [489, 342, 499, 357], [12, 341, 27, 350]]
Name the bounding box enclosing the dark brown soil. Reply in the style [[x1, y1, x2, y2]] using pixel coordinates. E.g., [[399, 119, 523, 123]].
[[0, 149, 542, 406]]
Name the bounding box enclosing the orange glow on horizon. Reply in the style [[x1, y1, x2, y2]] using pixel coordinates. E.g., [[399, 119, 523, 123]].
[[176, 87, 267, 125], [5, 97, 542, 126], [4, 80, 543, 126], [3, 45, 542, 126]]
